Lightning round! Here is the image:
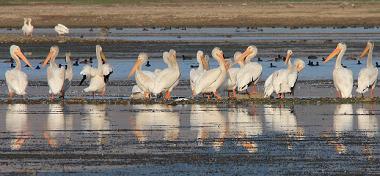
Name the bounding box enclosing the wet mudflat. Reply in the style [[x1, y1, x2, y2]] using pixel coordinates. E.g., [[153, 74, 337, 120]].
[[0, 103, 380, 175]]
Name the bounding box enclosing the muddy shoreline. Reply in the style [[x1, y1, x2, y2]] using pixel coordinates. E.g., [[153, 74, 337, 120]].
[[2, 1, 380, 28]]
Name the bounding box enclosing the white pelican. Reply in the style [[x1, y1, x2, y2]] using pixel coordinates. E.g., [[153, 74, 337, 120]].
[[151, 49, 180, 99], [323, 43, 353, 98], [128, 53, 156, 99], [190, 50, 209, 93], [5, 45, 33, 98], [55, 24, 69, 36], [236, 46, 262, 95], [22, 18, 33, 36], [193, 47, 227, 100], [42, 46, 65, 99], [80, 45, 113, 96], [223, 52, 241, 98], [264, 50, 305, 98], [356, 41, 378, 98], [62, 52, 73, 98]]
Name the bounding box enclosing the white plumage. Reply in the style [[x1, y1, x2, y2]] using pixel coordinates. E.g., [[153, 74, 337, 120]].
[[5, 45, 33, 98], [324, 43, 353, 98], [55, 24, 69, 35], [190, 50, 209, 93], [42, 46, 65, 98], [80, 45, 113, 96], [193, 47, 227, 99], [22, 18, 33, 36], [236, 46, 262, 94], [152, 49, 181, 99], [128, 53, 156, 99], [356, 41, 378, 97], [264, 50, 305, 98], [62, 52, 73, 96]]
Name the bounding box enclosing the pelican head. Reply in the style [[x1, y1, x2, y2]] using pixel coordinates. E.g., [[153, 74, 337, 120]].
[[128, 52, 148, 79], [42, 45, 59, 67], [212, 47, 226, 69], [324, 42, 346, 63], [294, 59, 305, 72], [10, 45, 32, 68], [197, 50, 208, 70], [169, 49, 177, 61], [360, 40, 374, 58], [233, 51, 242, 64], [96, 45, 107, 63], [240, 45, 258, 63], [285, 50, 293, 64]]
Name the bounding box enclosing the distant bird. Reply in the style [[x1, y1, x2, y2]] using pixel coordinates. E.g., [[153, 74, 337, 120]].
[[73, 60, 79, 66], [24, 64, 30, 68], [270, 63, 277, 68], [315, 62, 320, 66], [376, 62, 380, 68], [35, 65, 40, 70], [357, 60, 362, 65], [182, 55, 192, 60], [145, 60, 151, 67], [58, 64, 63, 68], [190, 64, 198, 68], [22, 18, 33, 37], [322, 57, 326, 62], [54, 24, 69, 36], [80, 57, 93, 64], [307, 60, 313, 66], [341, 64, 347, 68], [10, 63, 15, 68], [308, 55, 318, 60], [258, 57, 263, 62]]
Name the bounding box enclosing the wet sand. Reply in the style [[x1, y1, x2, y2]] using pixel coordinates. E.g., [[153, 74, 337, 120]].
[[1, 1, 380, 27], [0, 103, 379, 174]]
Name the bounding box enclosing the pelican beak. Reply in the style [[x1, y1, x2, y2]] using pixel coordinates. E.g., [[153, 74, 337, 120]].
[[239, 49, 251, 62], [16, 50, 32, 68], [42, 50, 54, 67], [100, 51, 107, 62], [323, 47, 341, 64], [359, 45, 370, 59], [201, 55, 209, 70], [217, 53, 227, 68], [285, 52, 292, 64], [128, 59, 142, 79]]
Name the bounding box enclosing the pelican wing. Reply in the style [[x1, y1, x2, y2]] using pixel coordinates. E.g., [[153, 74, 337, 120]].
[[194, 68, 222, 94], [5, 69, 28, 95], [153, 68, 180, 94], [333, 68, 353, 98], [47, 66, 65, 94], [102, 63, 113, 76], [357, 67, 378, 93], [80, 65, 97, 77], [264, 73, 274, 98], [236, 63, 262, 91]]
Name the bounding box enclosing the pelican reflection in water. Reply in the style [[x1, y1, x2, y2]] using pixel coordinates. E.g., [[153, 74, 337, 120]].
[[228, 106, 262, 153], [333, 104, 354, 154], [134, 104, 179, 143], [264, 105, 303, 150], [44, 104, 73, 148], [6, 104, 29, 150], [190, 105, 227, 151], [82, 104, 110, 146], [357, 106, 378, 159]]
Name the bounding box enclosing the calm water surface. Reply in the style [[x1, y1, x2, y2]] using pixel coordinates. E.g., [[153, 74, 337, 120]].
[[0, 103, 379, 175]]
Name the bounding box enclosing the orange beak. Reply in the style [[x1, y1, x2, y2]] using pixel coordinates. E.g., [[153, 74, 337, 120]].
[[15, 50, 32, 68], [285, 52, 292, 65], [42, 50, 54, 67], [201, 55, 209, 70], [128, 59, 142, 79], [239, 49, 251, 62], [323, 47, 341, 64], [100, 51, 107, 62], [359, 45, 370, 59]]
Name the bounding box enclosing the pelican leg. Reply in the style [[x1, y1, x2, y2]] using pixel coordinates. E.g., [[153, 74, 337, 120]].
[[249, 85, 257, 95], [213, 91, 222, 100], [92, 92, 95, 99], [164, 91, 171, 100], [144, 92, 150, 99], [8, 92, 14, 100], [100, 90, 106, 97], [370, 84, 376, 98], [233, 89, 237, 98], [335, 90, 341, 98]]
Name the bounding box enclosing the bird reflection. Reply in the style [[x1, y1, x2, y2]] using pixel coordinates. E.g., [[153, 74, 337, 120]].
[[82, 104, 110, 145], [134, 105, 179, 143], [264, 105, 303, 150], [333, 104, 353, 154], [190, 105, 227, 151], [44, 104, 66, 148], [6, 104, 29, 150], [228, 106, 262, 153], [357, 107, 378, 159]]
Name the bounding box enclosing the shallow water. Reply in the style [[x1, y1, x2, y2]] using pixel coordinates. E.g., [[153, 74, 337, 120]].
[[0, 103, 380, 174]]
